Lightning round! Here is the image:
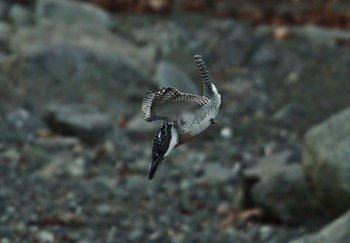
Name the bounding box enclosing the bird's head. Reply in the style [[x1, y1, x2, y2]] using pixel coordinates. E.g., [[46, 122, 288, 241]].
[[149, 122, 178, 180]]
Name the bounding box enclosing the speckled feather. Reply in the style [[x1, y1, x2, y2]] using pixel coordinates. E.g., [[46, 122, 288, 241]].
[[141, 86, 209, 122]]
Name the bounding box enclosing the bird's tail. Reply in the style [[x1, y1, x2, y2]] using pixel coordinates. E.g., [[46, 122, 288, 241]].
[[194, 55, 214, 98]]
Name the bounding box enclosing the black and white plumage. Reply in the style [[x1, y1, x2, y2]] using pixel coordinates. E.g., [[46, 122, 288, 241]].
[[141, 55, 221, 180]]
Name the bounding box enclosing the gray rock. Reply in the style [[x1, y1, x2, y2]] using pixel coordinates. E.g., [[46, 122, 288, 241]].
[[96, 204, 112, 215], [0, 2, 9, 20], [251, 41, 280, 66], [211, 25, 261, 69], [21, 144, 52, 170], [0, 22, 12, 43], [130, 22, 191, 57], [273, 102, 307, 121], [242, 151, 324, 224], [154, 61, 199, 94], [35, 152, 73, 178], [36, 230, 54, 242], [201, 163, 234, 183], [33, 137, 80, 152], [221, 78, 255, 97], [126, 115, 161, 136], [3, 22, 155, 115], [44, 104, 112, 144], [8, 5, 33, 26], [292, 211, 350, 243], [188, 20, 237, 58], [292, 25, 350, 47], [10, 22, 155, 76], [36, 0, 111, 29], [0, 108, 45, 144], [303, 108, 350, 215]]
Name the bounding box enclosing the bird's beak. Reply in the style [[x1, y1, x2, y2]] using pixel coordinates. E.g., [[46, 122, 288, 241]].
[[210, 119, 219, 125], [148, 157, 165, 180]]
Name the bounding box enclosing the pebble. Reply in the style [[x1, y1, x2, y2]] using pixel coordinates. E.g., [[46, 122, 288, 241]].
[[220, 127, 232, 139], [37, 230, 54, 243]]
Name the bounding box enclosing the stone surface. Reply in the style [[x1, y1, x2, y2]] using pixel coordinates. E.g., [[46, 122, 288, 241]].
[[1, 2, 350, 242], [210, 25, 261, 69], [0, 2, 9, 20], [0, 22, 12, 43], [10, 22, 154, 76], [35, 0, 111, 28], [44, 104, 112, 144], [201, 163, 234, 183], [303, 108, 350, 215], [242, 151, 324, 224], [126, 115, 161, 136], [2, 22, 155, 116], [292, 211, 350, 243], [154, 61, 199, 94], [292, 25, 350, 47], [129, 21, 190, 57], [0, 108, 45, 144], [8, 5, 33, 26]]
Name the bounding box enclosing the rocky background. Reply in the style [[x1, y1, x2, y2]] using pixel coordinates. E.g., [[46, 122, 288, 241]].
[[0, 0, 350, 242]]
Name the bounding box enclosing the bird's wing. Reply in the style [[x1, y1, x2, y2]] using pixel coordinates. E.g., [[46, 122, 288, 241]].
[[141, 87, 210, 122]]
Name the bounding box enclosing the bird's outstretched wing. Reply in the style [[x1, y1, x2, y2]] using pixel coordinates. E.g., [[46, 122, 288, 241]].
[[141, 87, 209, 122]]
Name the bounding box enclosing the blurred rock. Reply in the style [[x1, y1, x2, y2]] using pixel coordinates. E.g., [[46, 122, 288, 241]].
[[221, 78, 256, 97], [8, 5, 33, 26], [0, 108, 45, 144], [130, 22, 190, 57], [20, 144, 52, 171], [242, 151, 324, 224], [44, 104, 112, 144], [0, 2, 9, 20], [211, 25, 261, 69], [10, 22, 155, 76], [126, 115, 161, 136], [154, 61, 199, 94], [201, 163, 234, 183], [33, 137, 80, 152], [3, 22, 155, 115], [0, 22, 12, 43], [36, 230, 54, 243], [291, 25, 350, 47], [273, 102, 307, 121], [251, 41, 279, 66], [303, 108, 350, 215], [187, 20, 237, 60], [36, 0, 111, 29], [292, 211, 350, 243], [35, 152, 73, 178]]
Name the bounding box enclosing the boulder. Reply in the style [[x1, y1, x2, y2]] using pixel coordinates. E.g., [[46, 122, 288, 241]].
[[210, 25, 261, 69], [303, 108, 350, 215], [35, 0, 111, 29], [0, 2, 8, 20], [0, 108, 45, 144], [1, 22, 155, 116], [8, 5, 33, 26], [154, 61, 199, 94], [44, 104, 112, 144], [129, 22, 190, 57], [292, 211, 350, 243], [242, 151, 324, 224], [0, 22, 12, 45]]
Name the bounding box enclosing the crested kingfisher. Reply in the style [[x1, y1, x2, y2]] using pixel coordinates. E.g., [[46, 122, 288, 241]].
[[141, 55, 221, 180]]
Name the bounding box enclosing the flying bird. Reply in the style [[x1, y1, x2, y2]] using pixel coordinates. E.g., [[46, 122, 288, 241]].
[[141, 55, 221, 180]]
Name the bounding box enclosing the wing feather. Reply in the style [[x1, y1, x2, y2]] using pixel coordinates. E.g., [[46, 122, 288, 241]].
[[141, 87, 209, 122]]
